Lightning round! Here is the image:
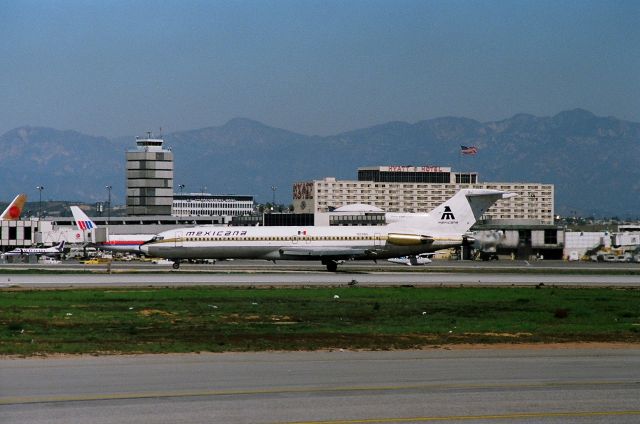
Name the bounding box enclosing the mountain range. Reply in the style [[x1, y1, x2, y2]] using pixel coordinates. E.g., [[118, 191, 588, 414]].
[[1, 108, 638, 218]]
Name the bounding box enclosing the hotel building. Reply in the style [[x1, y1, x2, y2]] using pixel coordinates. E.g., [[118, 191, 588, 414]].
[[293, 166, 554, 224]]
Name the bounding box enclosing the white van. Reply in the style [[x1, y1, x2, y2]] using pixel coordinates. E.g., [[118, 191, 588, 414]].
[[38, 256, 61, 265]]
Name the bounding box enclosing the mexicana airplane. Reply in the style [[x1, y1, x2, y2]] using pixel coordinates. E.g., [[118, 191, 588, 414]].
[[140, 189, 515, 271], [1, 194, 27, 220], [70, 206, 154, 253]]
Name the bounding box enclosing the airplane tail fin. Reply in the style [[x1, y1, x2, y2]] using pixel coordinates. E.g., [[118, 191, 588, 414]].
[[70, 206, 97, 231], [57, 241, 65, 251], [389, 189, 516, 235], [1, 194, 27, 220]]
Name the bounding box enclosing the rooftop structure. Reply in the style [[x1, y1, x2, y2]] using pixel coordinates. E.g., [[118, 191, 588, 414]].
[[357, 166, 477, 184]]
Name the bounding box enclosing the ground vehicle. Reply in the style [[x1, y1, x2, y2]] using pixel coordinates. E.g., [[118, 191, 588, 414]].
[[81, 258, 110, 265], [38, 256, 61, 265]]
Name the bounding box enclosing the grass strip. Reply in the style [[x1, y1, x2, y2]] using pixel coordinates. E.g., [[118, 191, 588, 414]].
[[1, 286, 639, 356]]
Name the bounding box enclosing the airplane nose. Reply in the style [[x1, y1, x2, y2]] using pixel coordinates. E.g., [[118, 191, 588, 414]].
[[139, 245, 149, 254]]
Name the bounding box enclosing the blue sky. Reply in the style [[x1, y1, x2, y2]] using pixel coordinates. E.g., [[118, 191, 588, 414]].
[[1, 0, 638, 137]]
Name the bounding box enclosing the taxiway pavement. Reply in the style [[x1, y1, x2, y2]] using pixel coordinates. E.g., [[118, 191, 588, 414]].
[[2, 348, 640, 423], [1, 267, 640, 288]]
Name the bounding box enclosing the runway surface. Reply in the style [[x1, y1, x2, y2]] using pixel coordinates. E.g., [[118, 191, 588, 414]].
[[2, 348, 640, 423], [2, 267, 640, 288]]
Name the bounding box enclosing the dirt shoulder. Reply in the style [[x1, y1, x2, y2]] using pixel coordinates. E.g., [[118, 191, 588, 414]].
[[2, 342, 640, 360], [437, 341, 640, 350]]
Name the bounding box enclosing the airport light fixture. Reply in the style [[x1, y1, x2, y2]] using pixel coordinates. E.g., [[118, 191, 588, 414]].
[[36, 185, 44, 219], [178, 184, 185, 195], [106, 185, 112, 224], [271, 185, 277, 211]]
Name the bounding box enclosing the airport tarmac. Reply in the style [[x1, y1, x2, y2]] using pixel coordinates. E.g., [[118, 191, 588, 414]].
[[1, 259, 640, 288], [13, 258, 640, 272], [2, 348, 640, 424]]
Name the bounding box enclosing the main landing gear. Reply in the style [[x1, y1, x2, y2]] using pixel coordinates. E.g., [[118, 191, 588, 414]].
[[172, 260, 181, 269], [322, 259, 339, 272]]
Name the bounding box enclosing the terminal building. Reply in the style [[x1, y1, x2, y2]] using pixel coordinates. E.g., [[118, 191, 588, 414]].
[[0, 219, 38, 249], [172, 193, 254, 222], [293, 165, 555, 225]]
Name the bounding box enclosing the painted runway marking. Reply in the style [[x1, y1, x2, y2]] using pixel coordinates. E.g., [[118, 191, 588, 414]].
[[0, 379, 636, 406], [279, 410, 640, 423]]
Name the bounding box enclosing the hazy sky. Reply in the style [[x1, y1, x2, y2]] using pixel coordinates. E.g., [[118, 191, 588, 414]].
[[1, 0, 638, 137]]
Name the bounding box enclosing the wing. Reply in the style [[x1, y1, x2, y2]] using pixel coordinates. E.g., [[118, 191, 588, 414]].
[[279, 246, 376, 260]]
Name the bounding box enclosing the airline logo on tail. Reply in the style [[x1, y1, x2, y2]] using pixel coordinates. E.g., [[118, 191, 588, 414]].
[[77, 220, 95, 230], [440, 206, 455, 221], [1, 194, 27, 220], [70, 206, 97, 231], [437, 205, 458, 225]]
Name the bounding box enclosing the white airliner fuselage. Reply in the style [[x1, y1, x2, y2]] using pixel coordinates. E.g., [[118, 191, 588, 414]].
[[143, 225, 460, 266], [2, 241, 65, 257], [141, 189, 515, 271]]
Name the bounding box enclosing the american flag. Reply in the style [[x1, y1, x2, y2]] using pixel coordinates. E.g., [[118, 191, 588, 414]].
[[460, 145, 478, 155]]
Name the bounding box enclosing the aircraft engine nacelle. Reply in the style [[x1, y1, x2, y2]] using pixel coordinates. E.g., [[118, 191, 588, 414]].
[[387, 233, 433, 246], [462, 235, 476, 246]]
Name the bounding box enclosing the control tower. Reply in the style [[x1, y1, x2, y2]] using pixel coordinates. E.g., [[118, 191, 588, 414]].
[[126, 132, 174, 215]]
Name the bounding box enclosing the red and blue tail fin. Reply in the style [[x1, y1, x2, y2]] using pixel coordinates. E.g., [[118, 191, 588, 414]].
[[70, 206, 97, 231]]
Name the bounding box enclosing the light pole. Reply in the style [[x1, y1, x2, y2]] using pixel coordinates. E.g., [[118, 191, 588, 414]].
[[36, 186, 44, 219], [271, 185, 277, 211], [105, 185, 112, 224], [178, 184, 185, 195]]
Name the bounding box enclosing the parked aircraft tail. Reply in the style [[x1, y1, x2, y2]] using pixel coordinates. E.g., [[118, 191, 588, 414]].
[[1, 194, 27, 220], [389, 189, 516, 235], [70, 206, 97, 231]]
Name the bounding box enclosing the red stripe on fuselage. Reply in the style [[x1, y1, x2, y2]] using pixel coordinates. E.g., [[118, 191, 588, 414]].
[[101, 241, 146, 246]]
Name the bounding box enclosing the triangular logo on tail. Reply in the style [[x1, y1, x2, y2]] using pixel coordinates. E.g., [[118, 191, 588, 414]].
[[440, 206, 455, 220]]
